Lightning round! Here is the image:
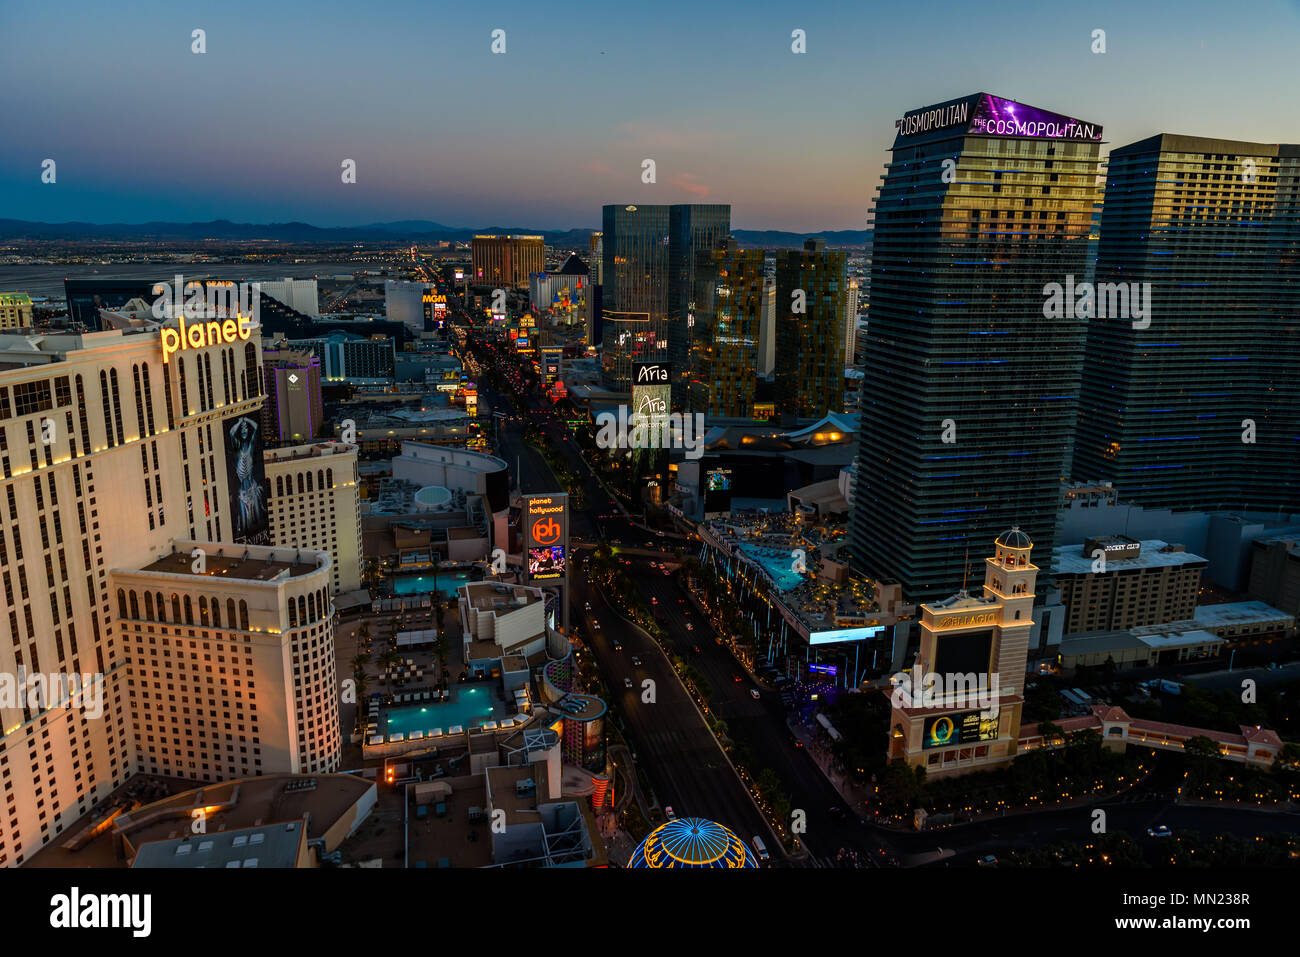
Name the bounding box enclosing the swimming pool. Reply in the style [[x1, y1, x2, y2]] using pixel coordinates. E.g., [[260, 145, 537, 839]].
[[738, 543, 807, 592], [383, 685, 504, 735], [392, 569, 474, 597]]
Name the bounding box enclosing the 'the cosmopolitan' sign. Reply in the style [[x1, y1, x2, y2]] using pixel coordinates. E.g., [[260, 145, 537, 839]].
[[896, 94, 1102, 142]]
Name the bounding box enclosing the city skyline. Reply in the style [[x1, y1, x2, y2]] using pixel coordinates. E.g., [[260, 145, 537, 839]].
[[3, 0, 1300, 230]]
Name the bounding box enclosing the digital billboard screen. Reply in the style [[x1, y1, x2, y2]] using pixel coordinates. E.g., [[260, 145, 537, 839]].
[[223, 412, 270, 545], [703, 467, 733, 514], [808, 625, 884, 646], [523, 493, 568, 583], [932, 628, 994, 677], [922, 710, 999, 750], [528, 546, 565, 580]]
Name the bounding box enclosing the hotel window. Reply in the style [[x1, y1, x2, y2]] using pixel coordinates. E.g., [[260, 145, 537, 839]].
[[109, 369, 124, 445], [98, 372, 115, 448]]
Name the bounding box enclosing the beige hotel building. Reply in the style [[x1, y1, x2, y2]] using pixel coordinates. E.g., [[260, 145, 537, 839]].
[[889, 529, 1038, 777], [0, 321, 345, 866]]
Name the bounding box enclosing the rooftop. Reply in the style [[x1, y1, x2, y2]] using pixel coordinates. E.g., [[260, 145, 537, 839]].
[[137, 547, 321, 582], [132, 820, 306, 869], [463, 581, 543, 614], [1054, 539, 1207, 575]]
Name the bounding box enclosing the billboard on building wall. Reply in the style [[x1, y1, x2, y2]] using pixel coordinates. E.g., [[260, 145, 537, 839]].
[[922, 710, 999, 749], [523, 493, 569, 583], [224, 412, 270, 545]]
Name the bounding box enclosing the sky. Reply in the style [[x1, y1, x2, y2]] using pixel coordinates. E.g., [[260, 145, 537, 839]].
[[2, 0, 1299, 232]]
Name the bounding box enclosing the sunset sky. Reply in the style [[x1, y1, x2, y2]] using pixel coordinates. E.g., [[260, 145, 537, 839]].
[[4, 0, 1299, 231]]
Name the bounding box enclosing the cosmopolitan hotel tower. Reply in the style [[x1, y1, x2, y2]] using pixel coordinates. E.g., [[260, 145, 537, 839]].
[[1074, 135, 1300, 509], [0, 318, 342, 866], [849, 93, 1105, 601]]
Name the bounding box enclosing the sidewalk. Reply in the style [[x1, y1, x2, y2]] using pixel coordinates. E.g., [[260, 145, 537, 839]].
[[789, 721, 872, 814]]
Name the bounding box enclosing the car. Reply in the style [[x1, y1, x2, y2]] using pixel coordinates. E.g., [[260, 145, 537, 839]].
[[685, 622, 694, 631], [584, 601, 592, 611], [631, 656, 642, 666], [592, 620, 601, 630], [623, 678, 633, 689], [827, 805, 847, 821], [693, 646, 701, 654], [977, 855, 998, 867], [750, 689, 760, 700], [664, 806, 676, 819], [612, 641, 623, 651], [1147, 825, 1172, 838], [733, 674, 743, 683]]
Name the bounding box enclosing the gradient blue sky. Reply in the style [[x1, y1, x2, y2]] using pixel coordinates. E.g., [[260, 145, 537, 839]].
[[3, 0, 1299, 231]]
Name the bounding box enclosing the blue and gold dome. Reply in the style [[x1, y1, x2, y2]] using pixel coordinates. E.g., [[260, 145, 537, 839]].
[[627, 817, 758, 868]]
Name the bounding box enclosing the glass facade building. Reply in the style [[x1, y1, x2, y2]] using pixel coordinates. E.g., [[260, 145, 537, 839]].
[[774, 238, 848, 419], [600, 203, 730, 393], [686, 243, 766, 417], [848, 93, 1104, 601], [1074, 135, 1300, 510]]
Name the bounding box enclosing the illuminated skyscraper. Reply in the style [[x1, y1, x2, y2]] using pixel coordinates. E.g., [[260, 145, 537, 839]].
[[1074, 135, 1300, 509], [686, 242, 765, 417], [471, 235, 546, 289], [0, 323, 343, 865], [774, 238, 848, 419], [600, 204, 730, 392], [848, 93, 1104, 601]]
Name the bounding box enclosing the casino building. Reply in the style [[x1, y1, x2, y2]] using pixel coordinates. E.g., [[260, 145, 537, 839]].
[[0, 320, 345, 866], [888, 529, 1037, 776]]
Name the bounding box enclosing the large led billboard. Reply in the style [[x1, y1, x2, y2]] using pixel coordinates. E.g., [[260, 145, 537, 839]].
[[932, 628, 994, 676], [703, 467, 733, 515], [224, 413, 270, 545], [523, 493, 568, 584], [528, 545, 566, 580], [922, 710, 999, 750], [808, 625, 884, 646]]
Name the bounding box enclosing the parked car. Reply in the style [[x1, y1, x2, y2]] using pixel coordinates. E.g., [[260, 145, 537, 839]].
[[750, 689, 760, 700], [1148, 825, 1172, 838], [977, 855, 998, 867], [624, 678, 633, 689]]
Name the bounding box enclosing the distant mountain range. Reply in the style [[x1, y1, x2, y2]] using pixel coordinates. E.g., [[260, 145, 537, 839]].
[[0, 219, 871, 248]]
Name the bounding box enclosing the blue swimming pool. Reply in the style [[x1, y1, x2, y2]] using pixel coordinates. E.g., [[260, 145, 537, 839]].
[[383, 685, 504, 735], [392, 569, 474, 597], [738, 543, 807, 592]]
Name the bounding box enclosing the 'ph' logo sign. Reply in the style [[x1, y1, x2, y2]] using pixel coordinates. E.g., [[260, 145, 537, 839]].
[[531, 517, 561, 545]]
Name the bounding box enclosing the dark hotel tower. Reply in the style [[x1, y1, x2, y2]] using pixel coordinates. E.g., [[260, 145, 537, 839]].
[[1074, 135, 1300, 511], [848, 93, 1104, 601], [774, 238, 848, 420]]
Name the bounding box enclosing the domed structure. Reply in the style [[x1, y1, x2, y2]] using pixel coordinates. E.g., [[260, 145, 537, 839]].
[[413, 485, 452, 512], [627, 817, 758, 868], [995, 526, 1032, 549]]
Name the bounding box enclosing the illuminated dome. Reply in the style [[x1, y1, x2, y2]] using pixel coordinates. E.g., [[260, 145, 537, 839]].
[[995, 526, 1032, 549], [627, 817, 758, 869]]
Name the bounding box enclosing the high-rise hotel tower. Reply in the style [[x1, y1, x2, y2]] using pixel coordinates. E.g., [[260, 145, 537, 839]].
[[849, 94, 1105, 601], [1074, 135, 1300, 509], [0, 321, 342, 866], [600, 204, 730, 394]]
